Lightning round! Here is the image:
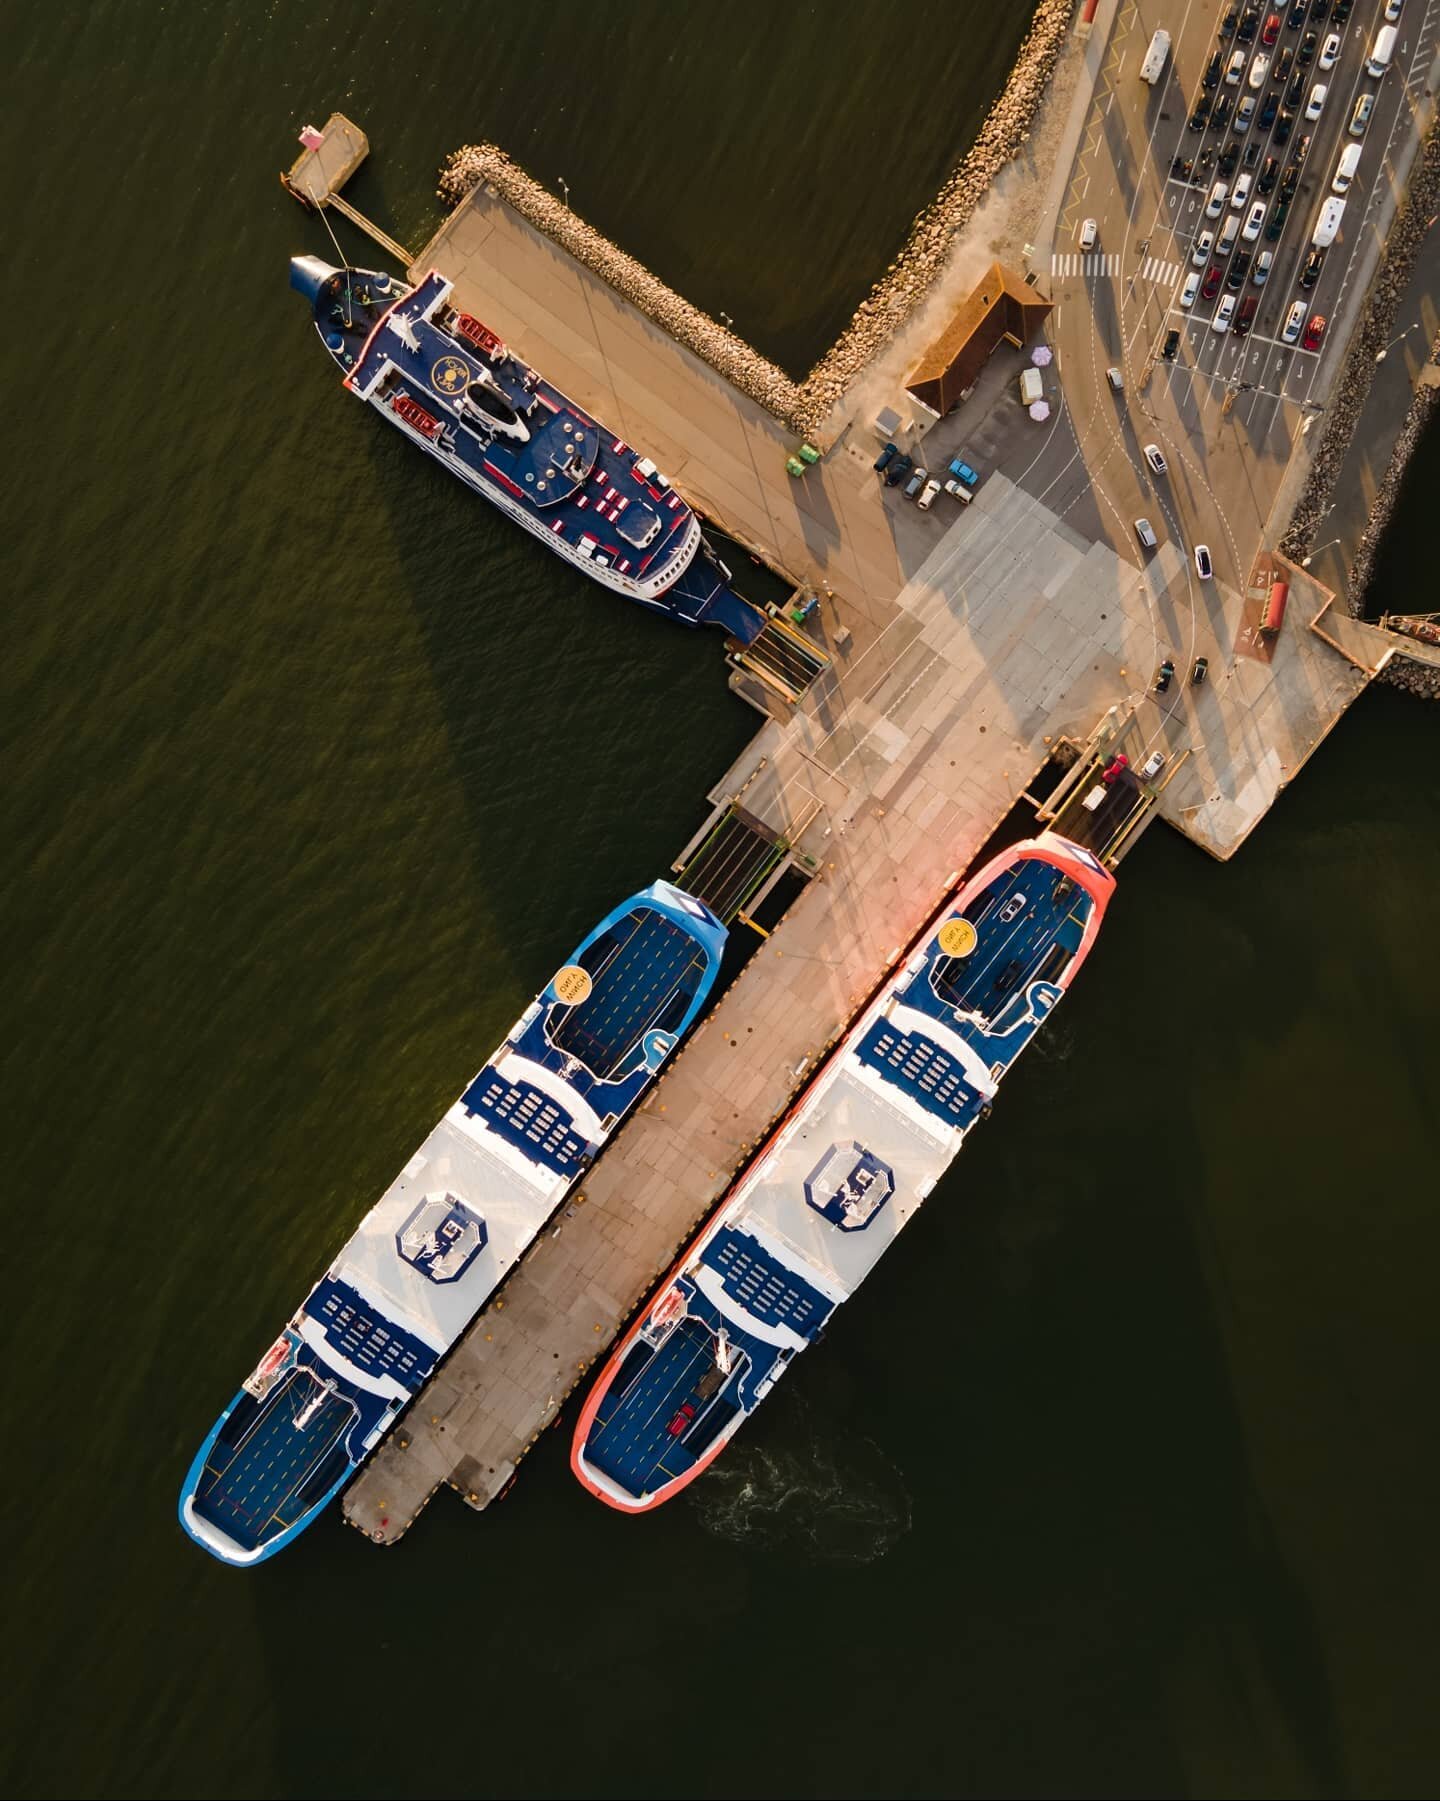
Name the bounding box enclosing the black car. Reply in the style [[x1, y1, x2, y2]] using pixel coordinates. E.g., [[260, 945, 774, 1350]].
[[1311, 0, 1329, 18], [1298, 29, 1318, 63], [1274, 109, 1294, 145], [1273, 46, 1294, 81], [1189, 95, 1212, 131], [1259, 155, 1280, 194], [1259, 91, 1279, 129], [1286, 0, 1306, 24], [1212, 92, 1233, 130], [1294, 132, 1312, 163], [1244, 138, 1263, 168], [1300, 247, 1325, 289], [1238, 6, 1259, 42], [1219, 139, 1242, 175], [1333, 0, 1352, 21], [1266, 196, 1291, 238], [1234, 296, 1259, 337], [1227, 250, 1252, 290], [1204, 50, 1224, 88], [1285, 70, 1305, 107], [1221, 5, 1240, 35], [1280, 159, 1301, 197], [1163, 328, 1181, 361], [884, 453, 913, 488]]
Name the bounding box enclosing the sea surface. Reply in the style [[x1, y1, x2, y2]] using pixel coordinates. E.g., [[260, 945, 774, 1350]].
[[3, 2, 1437, 1796]]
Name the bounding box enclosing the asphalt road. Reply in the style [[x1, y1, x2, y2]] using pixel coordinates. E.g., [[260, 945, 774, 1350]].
[[1012, 0, 1437, 685]]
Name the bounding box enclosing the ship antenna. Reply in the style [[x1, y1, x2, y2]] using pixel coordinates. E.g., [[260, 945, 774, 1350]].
[[314, 199, 355, 329]]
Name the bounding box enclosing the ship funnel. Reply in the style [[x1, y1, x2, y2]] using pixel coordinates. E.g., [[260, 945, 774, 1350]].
[[289, 255, 342, 303]]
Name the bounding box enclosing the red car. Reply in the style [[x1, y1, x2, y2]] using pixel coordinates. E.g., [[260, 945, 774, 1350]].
[[1302, 313, 1326, 350], [1201, 264, 1224, 301], [1101, 754, 1130, 786], [1261, 10, 1282, 45]]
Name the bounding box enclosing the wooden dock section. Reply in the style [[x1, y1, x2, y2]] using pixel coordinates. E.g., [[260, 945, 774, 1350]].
[[340, 160, 1376, 1545], [282, 114, 414, 267]]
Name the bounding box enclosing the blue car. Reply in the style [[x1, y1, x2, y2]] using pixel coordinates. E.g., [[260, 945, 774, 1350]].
[[873, 441, 899, 473], [948, 456, 982, 488]]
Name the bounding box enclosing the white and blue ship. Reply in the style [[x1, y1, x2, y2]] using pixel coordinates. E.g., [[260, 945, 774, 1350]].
[[290, 257, 764, 639], [571, 835, 1114, 1512], [180, 881, 726, 1565]]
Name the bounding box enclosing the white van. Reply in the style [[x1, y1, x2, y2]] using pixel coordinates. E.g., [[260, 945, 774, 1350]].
[[1332, 143, 1362, 195], [1312, 196, 1346, 248], [1206, 180, 1229, 217], [1140, 28, 1171, 84], [1368, 25, 1397, 76], [1019, 367, 1044, 407], [1216, 215, 1240, 256]]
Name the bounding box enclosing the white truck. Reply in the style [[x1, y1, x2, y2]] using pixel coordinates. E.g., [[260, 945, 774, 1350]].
[[1312, 196, 1346, 249], [1019, 367, 1044, 407], [1140, 29, 1171, 85]]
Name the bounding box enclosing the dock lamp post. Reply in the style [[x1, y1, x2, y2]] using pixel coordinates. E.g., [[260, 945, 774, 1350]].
[[719, 311, 733, 330], [1375, 323, 1417, 363], [559, 176, 570, 209], [1301, 538, 1342, 568]]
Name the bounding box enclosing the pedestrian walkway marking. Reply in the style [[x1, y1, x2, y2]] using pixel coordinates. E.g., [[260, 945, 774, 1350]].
[[1141, 257, 1183, 287], [1051, 252, 1124, 278]]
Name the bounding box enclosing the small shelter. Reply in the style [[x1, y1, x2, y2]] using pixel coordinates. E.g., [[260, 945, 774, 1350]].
[[906, 264, 1052, 417]]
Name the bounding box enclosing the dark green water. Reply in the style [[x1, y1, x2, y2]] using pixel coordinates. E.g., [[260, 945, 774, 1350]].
[[4, 3, 1438, 1796]]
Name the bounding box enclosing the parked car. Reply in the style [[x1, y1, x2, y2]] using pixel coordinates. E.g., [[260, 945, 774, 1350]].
[[1227, 250, 1253, 288], [1194, 546, 1214, 581], [1106, 365, 1124, 392], [1193, 229, 1216, 266], [1259, 90, 1279, 129], [1266, 197, 1291, 238], [1206, 181, 1229, 217], [1262, 11, 1281, 47], [1273, 46, 1294, 82], [1300, 247, 1325, 288], [1222, 7, 1240, 36], [1213, 91, 1234, 131], [1212, 293, 1237, 333], [1101, 754, 1130, 785], [1191, 655, 1210, 684], [1134, 518, 1158, 550], [1333, 0, 1352, 21], [1249, 52, 1271, 88], [1304, 82, 1328, 121], [1143, 443, 1168, 475], [948, 457, 981, 488], [1385, 0, 1404, 19], [1180, 270, 1201, 307], [1226, 47, 1247, 83], [1282, 298, 1307, 342], [1242, 200, 1267, 241], [1236, 95, 1256, 130], [1319, 30, 1340, 68], [1235, 295, 1259, 336], [1298, 29, 1318, 64], [1280, 159, 1301, 198], [1285, 70, 1306, 108], [942, 478, 972, 502], [1238, 8, 1259, 43], [904, 466, 927, 498], [885, 453, 913, 487], [873, 442, 899, 473], [1253, 250, 1274, 285], [1154, 660, 1175, 693], [1274, 109, 1295, 144], [1141, 750, 1167, 780], [1201, 263, 1224, 300], [1079, 217, 1098, 249], [1244, 137, 1263, 168], [1286, 0, 1306, 25], [1219, 139, 1241, 175], [1303, 312, 1327, 350], [1259, 155, 1280, 194], [1204, 50, 1224, 89], [1294, 132, 1313, 163], [1163, 327, 1182, 360], [917, 478, 940, 510], [1232, 172, 1254, 208], [1190, 96, 1212, 131], [1312, 0, 1331, 18], [1349, 93, 1375, 138]]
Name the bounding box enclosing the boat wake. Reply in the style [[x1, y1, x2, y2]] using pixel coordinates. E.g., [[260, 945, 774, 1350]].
[[688, 1410, 912, 1565]]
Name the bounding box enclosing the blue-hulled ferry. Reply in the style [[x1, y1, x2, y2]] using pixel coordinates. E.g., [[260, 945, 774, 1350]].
[[571, 835, 1114, 1512], [290, 258, 763, 639], [180, 881, 726, 1565]]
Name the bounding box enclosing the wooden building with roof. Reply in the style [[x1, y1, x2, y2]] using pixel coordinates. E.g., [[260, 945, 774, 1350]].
[[906, 264, 1052, 418]]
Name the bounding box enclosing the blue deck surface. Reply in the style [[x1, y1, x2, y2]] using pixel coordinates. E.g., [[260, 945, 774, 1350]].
[[550, 908, 706, 1081], [700, 1227, 832, 1341], [460, 1068, 591, 1176]]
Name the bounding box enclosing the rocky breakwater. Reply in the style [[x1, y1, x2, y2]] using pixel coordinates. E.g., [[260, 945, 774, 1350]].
[[1279, 111, 1440, 699], [437, 0, 1076, 439]]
